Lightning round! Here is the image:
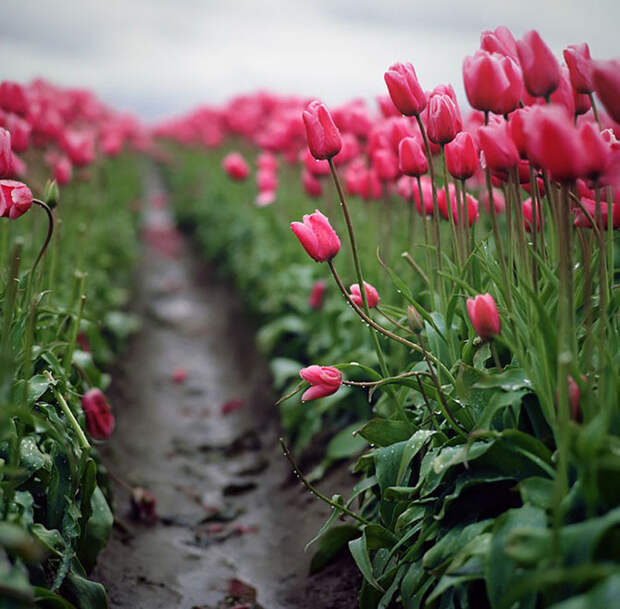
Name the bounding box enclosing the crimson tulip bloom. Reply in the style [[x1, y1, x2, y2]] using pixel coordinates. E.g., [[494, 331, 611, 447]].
[[398, 137, 428, 177], [302, 101, 342, 160], [426, 94, 460, 144], [592, 60, 620, 123], [222, 152, 250, 181], [299, 365, 342, 402], [0, 128, 11, 177], [384, 62, 427, 117], [81, 389, 115, 440], [291, 210, 340, 262], [463, 51, 523, 115], [349, 281, 380, 308], [308, 280, 327, 310], [523, 106, 585, 181], [445, 132, 478, 179], [302, 169, 323, 198], [516, 30, 561, 98], [480, 26, 519, 61], [466, 293, 501, 340], [563, 44, 594, 94], [0, 179, 32, 219], [478, 121, 519, 172]]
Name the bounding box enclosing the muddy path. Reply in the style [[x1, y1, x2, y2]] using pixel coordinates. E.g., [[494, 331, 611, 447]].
[[92, 167, 360, 609]]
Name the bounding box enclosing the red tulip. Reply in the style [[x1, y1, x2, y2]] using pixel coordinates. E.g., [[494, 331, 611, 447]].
[[349, 281, 380, 308], [222, 152, 250, 181], [384, 62, 427, 117], [592, 60, 620, 123], [308, 280, 327, 310], [302, 169, 323, 198], [516, 30, 561, 98], [291, 210, 341, 262], [302, 101, 342, 160], [0, 179, 32, 219], [480, 26, 519, 61], [299, 365, 342, 402], [579, 122, 611, 180], [0, 128, 11, 177], [563, 44, 593, 94], [478, 120, 519, 172], [172, 367, 188, 384], [426, 94, 460, 144], [399, 136, 428, 177], [463, 51, 523, 115], [81, 389, 115, 440], [445, 132, 478, 179], [466, 293, 501, 340]]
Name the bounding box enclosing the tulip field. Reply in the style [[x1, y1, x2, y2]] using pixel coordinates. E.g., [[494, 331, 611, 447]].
[[1, 23, 620, 609]]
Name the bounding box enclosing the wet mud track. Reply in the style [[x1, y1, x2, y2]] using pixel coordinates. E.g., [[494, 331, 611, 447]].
[[93, 170, 360, 608]]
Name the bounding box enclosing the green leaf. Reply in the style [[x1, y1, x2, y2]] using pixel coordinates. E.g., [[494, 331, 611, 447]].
[[473, 367, 533, 391], [349, 533, 385, 592], [546, 574, 620, 609], [28, 374, 51, 404], [309, 524, 359, 574], [357, 418, 415, 447], [326, 423, 368, 460]]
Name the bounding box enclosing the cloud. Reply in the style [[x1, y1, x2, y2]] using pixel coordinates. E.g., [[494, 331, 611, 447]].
[[1, 0, 618, 120]]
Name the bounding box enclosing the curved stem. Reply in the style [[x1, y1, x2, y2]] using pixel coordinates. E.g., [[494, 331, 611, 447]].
[[588, 93, 600, 127], [31, 199, 55, 278]]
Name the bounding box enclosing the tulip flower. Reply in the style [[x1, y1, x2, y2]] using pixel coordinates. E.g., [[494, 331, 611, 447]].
[[574, 198, 620, 230], [172, 367, 188, 384], [592, 60, 620, 123], [5, 114, 31, 153], [291, 210, 341, 262], [302, 169, 323, 198], [384, 62, 427, 117], [522, 198, 542, 233], [413, 176, 434, 216], [563, 44, 594, 94], [463, 51, 523, 115], [516, 30, 561, 98], [302, 101, 342, 160], [437, 184, 479, 225], [81, 388, 115, 440], [257, 151, 278, 172], [0, 179, 33, 219], [426, 94, 460, 144], [466, 293, 501, 340], [62, 130, 95, 167], [445, 132, 478, 179], [257, 169, 278, 192], [299, 365, 342, 402], [308, 280, 327, 310], [523, 105, 585, 181], [0, 81, 29, 115], [372, 148, 399, 182], [52, 156, 73, 186], [579, 122, 611, 180], [222, 152, 250, 181], [399, 137, 428, 177], [349, 281, 380, 308], [480, 26, 519, 61], [0, 127, 11, 177], [256, 190, 276, 207], [478, 121, 519, 172]]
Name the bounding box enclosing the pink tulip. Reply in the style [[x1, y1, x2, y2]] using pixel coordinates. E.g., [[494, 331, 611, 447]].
[[522, 198, 542, 233], [516, 30, 561, 98], [478, 121, 519, 172], [445, 132, 478, 179], [384, 62, 427, 117], [563, 44, 594, 94], [466, 293, 501, 340], [0, 128, 11, 177], [5, 114, 31, 153], [0, 81, 29, 115], [222, 152, 250, 181], [426, 94, 460, 144], [302, 101, 342, 160], [0, 179, 33, 219], [480, 26, 519, 61], [308, 280, 327, 310], [399, 137, 428, 177], [299, 365, 342, 402], [349, 281, 380, 308], [592, 60, 620, 123], [372, 148, 399, 182], [302, 170, 323, 198], [81, 389, 115, 440], [413, 175, 434, 216], [291, 210, 340, 262]]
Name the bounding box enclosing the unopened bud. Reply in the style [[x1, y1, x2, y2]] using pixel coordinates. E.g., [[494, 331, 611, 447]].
[[407, 305, 423, 333], [44, 179, 60, 208]]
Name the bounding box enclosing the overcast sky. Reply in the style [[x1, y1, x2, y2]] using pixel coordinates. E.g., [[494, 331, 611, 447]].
[[1, 1, 618, 122]]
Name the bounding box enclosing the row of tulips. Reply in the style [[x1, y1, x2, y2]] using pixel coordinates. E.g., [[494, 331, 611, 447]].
[[158, 24, 619, 608], [0, 79, 147, 608]]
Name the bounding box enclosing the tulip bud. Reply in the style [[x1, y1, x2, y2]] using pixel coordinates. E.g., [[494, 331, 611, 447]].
[[399, 137, 428, 177], [302, 101, 342, 160], [407, 305, 423, 333], [445, 132, 478, 179], [291, 210, 341, 262], [592, 60, 620, 123], [516, 30, 561, 98], [81, 388, 115, 440], [349, 281, 380, 308], [44, 179, 60, 209], [466, 293, 501, 340], [563, 44, 593, 94], [0, 179, 33, 220], [384, 62, 427, 117], [299, 365, 342, 402], [426, 94, 460, 144]]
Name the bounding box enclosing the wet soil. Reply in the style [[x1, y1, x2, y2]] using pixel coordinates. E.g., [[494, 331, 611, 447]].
[[92, 170, 360, 608]]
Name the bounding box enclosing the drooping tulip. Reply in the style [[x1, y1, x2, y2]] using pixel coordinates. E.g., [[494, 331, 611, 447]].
[[81, 388, 115, 440], [291, 210, 340, 262], [349, 282, 380, 308], [0, 179, 33, 219], [299, 365, 342, 402], [445, 132, 478, 179], [302, 101, 342, 160], [398, 136, 428, 177], [466, 293, 501, 340], [516, 30, 561, 98], [222, 152, 250, 181], [384, 62, 427, 117]]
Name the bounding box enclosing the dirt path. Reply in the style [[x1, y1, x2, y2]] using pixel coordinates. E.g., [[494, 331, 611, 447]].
[[92, 168, 360, 609]]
